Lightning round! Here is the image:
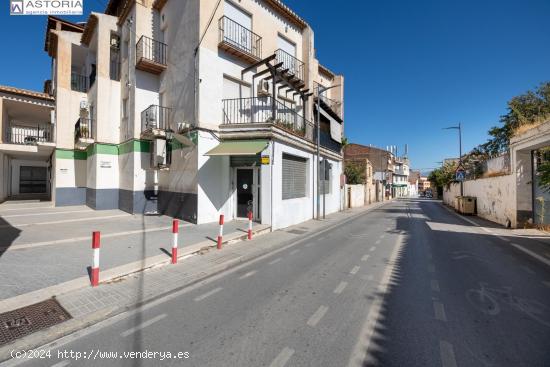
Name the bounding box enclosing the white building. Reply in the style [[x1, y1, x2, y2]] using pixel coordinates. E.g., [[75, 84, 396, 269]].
[[1, 1, 345, 231], [392, 157, 409, 197]]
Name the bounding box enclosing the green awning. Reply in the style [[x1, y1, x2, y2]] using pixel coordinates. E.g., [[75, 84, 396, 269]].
[[204, 140, 269, 156]]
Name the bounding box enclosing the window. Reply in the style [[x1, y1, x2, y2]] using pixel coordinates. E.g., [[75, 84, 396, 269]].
[[282, 153, 307, 200]]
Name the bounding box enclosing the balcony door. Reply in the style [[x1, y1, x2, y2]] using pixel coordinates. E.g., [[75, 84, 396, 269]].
[[277, 35, 297, 74], [223, 76, 251, 124], [224, 1, 252, 52]]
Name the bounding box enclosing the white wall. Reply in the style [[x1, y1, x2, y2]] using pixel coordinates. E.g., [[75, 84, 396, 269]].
[[0, 152, 8, 201], [345, 184, 365, 208], [443, 174, 516, 227]]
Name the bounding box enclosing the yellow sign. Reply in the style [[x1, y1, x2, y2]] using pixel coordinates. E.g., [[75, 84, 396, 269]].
[[261, 156, 270, 165]]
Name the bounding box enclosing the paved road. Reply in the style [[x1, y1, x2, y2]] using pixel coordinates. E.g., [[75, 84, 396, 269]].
[[11, 199, 550, 366]]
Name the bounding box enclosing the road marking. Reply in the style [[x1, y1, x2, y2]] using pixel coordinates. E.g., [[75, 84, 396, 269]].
[[386, 226, 392, 231], [0, 214, 128, 229], [543, 281, 550, 288], [431, 280, 440, 292], [433, 301, 447, 321], [375, 239, 381, 245], [380, 234, 386, 239], [51, 361, 70, 367], [269, 347, 294, 367], [347, 234, 405, 367], [361, 254, 370, 262], [350, 266, 360, 275], [428, 264, 435, 273], [289, 249, 300, 255], [239, 270, 257, 279], [307, 305, 329, 327], [3, 222, 193, 251], [496, 236, 511, 242], [269, 257, 282, 265], [521, 266, 535, 275], [439, 340, 458, 367], [334, 281, 348, 294], [193, 287, 222, 302], [120, 314, 167, 337], [369, 246, 376, 252], [509, 243, 550, 267]]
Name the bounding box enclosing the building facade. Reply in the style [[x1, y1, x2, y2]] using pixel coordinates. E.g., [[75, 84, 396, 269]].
[[33, 0, 344, 230]]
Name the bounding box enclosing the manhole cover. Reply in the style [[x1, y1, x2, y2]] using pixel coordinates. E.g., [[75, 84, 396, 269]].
[[0, 298, 71, 346], [287, 229, 307, 235]]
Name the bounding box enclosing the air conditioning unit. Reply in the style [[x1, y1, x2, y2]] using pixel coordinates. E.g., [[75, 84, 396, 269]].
[[151, 138, 168, 169], [145, 109, 158, 128], [257, 80, 270, 96], [110, 36, 120, 49], [80, 100, 89, 110]]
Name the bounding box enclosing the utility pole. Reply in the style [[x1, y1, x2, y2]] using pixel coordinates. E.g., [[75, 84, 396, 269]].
[[443, 122, 464, 196], [316, 84, 341, 220]]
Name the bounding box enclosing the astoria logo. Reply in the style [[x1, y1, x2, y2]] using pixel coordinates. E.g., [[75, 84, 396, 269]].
[[10, 0, 83, 15]]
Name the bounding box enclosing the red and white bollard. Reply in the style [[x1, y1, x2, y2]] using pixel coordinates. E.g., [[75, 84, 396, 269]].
[[171, 219, 179, 264], [217, 214, 224, 249], [91, 231, 100, 287], [247, 211, 253, 240]]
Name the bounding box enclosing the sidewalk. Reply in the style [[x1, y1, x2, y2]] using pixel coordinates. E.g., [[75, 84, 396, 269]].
[[0, 201, 389, 362], [0, 205, 264, 301], [441, 203, 550, 267]]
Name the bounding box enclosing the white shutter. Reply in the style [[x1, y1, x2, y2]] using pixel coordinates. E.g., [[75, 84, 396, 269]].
[[225, 1, 252, 29], [282, 154, 307, 199], [277, 35, 296, 57]]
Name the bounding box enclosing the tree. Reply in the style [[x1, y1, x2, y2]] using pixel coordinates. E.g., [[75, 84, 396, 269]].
[[344, 161, 365, 184], [536, 147, 550, 192], [428, 161, 458, 195]]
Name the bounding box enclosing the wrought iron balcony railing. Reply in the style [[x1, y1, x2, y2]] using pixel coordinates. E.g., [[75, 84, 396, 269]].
[[275, 48, 304, 81], [7, 124, 53, 145], [74, 118, 94, 142], [71, 72, 88, 93], [136, 35, 167, 73], [141, 105, 172, 131], [222, 96, 313, 140], [219, 16, 262, 61]]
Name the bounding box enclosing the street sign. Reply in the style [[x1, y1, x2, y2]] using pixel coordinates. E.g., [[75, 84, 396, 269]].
[[261, 155, 270, 165], [455, 168, 465, 181]]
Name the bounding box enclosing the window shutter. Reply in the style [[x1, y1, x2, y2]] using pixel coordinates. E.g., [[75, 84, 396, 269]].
[[282, 154, 307, 199]]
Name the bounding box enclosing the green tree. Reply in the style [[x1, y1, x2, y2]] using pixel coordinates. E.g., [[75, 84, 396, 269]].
[[344, 161, 365, 185]]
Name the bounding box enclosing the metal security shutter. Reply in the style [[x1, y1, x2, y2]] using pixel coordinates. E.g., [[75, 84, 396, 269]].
[[282, 153, 307, 199]]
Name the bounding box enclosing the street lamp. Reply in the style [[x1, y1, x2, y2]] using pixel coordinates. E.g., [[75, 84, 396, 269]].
[[443, 122, 463, 196], [316, 83, 341, 220]]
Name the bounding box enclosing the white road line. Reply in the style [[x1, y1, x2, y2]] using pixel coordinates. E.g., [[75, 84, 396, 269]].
[[510, 243, 550, 267], [239, 270, 257, 279], [439, 340, 458, 367], [269, 347, 295, 367], [350, 266, 361, 275], [431, 280, 440, 292], [361, 254, 370, 262], [375, 239, 381, 245], [433, 301, 447, 321], [307, 305, 329, 327], [497, 236, 511, 242], [193, 287, 223, 302], [428, 264, 435, 273], [380, 234, 386, 239], [289, 249, 300, 255], [120, 314, 167, 337], [3, 223, 193, 251], [334, 281, 348, 294], [369, 246, 376, 252], [0, 214, 128, 229], [347, 234, 405, 367], [269, 257, 282, 265], [51, 361, 70, 367], [1, 209, 91, 218], [521, 266, 535, 275]]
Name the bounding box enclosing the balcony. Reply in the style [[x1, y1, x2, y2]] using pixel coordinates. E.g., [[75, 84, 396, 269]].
[[74, 118, 94, 149], [316, 129, 342, 153], [140, 105, 172, 140], [136, 36, 167, 74], [218, 16, 262, 63], [222, 96, 313, 141], [6, 124, 53, 145], [275, 49, 304, 82], [71, 72, 88, 93]]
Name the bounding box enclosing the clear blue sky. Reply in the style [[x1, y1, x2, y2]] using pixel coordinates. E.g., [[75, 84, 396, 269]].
[[1, 0, 549, 173]]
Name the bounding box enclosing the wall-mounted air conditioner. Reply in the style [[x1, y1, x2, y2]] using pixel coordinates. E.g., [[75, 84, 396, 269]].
[[257, 80, 270, 96], [80, 100, 89, 110]]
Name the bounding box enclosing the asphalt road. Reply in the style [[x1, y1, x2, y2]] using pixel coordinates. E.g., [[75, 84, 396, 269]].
[[11, 199, 550, 367]]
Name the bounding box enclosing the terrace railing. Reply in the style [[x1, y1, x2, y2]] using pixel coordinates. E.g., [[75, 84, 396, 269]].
[[219, 16, 262, 60]]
